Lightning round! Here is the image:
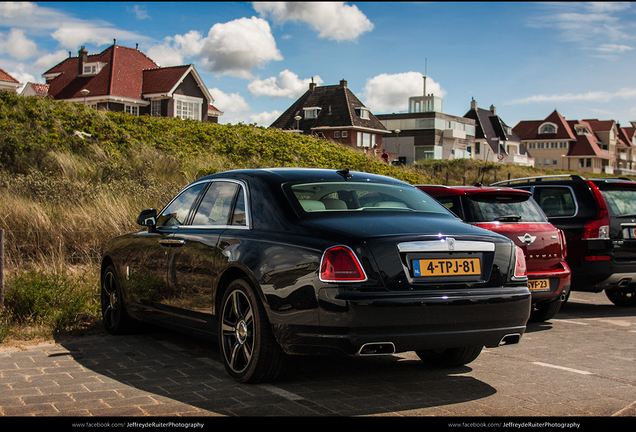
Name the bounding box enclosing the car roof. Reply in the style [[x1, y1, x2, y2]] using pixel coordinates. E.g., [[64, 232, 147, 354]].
[[417, 184, 532, 198], [199, 167, 411, 185]]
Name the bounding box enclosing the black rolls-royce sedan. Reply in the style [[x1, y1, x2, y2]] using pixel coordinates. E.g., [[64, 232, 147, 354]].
[[101, 168, 531, 383]]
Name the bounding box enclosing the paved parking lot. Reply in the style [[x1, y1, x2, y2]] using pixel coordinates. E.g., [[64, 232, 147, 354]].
[[1, 291, 635, 422]]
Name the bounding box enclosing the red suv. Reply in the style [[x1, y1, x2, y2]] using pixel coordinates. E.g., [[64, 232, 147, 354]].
[[418, 184, 571, 321]]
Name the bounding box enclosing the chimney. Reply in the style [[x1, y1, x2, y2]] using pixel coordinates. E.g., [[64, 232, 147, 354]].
[[339, 79, 347, 88], [309, 77, 316, 91], [423, 76, 427, 96], [78, 46, 88, 75], [490, 104, 496, 116], [471, 97, 478, 111]]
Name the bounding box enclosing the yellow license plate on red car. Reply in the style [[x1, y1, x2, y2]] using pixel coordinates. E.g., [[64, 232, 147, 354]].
[[413, 258, 481, 277], [529, 279, 549, 291]]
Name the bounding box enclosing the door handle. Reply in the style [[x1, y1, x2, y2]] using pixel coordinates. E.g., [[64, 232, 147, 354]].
[[159, 239, 186, 247]]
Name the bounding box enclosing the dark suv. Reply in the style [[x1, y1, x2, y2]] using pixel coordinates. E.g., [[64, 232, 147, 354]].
[[418, 184, 571, 321], [492, 175, 636, 307]]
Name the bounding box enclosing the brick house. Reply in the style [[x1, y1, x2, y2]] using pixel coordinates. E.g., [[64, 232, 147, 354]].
[[41, 42, 221, 123], [270, 79, 388, 156], [512, 110, 614, 174]]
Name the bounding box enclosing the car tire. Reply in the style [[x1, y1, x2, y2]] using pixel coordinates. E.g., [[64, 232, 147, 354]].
[[101, 265, 135, 335], [530, 299, 562, 322], [219, 278, 288, 383], [416, 346, 483, 368], [605, 289, 636, 307]]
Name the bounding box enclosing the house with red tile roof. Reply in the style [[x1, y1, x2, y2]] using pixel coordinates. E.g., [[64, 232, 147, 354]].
[[0, 67, 21, 93], [21, 82, 50, 97], [42, 43, 221, 123], [616, 122, 636, 175], [270, 79, 388, 158], [513, 110, 614, 174]]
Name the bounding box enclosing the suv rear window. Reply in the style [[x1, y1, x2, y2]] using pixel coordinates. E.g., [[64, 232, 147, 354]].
[[464, 194, 547, 223]]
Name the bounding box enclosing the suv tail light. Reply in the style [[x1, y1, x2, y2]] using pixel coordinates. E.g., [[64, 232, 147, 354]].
[[514, 246, 527, 279], [320, 246, 367, 282], [582, 181, 610, 239]]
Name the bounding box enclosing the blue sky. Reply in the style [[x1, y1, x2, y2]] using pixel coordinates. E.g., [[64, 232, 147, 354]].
[[2, 2, 636, 128]]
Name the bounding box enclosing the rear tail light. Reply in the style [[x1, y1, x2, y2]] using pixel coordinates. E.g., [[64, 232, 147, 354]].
[[514, 246, 527, 279], [558, 229, 567, 258], [582, 181, 610, 239], [320, 246, 367, 282]]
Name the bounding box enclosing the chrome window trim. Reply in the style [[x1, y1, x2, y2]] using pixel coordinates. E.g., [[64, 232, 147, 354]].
[[159, 178, 251, 229], [397, 239, 496, 253], [529, 185, 579, 219]]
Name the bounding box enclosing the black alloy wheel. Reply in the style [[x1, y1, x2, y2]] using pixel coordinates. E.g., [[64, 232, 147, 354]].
[[219, 278, 287, 383], [101, 265, 134, 334], [605, 289, 636, 307]]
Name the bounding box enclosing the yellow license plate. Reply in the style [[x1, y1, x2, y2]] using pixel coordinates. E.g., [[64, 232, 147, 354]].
[[413, 258, 481, 277], [529, 279, 550, 291]]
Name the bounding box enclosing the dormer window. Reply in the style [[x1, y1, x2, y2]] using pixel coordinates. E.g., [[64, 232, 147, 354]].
[[539, 123, 557, 134], [355, 107, 370, 120], [304, 107, 321, 119], [575, 125, 590, 135], [82, 62, 106, 76]]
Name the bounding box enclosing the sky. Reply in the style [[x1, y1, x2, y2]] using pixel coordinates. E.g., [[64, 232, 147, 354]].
[[2, 1, 636, 129]]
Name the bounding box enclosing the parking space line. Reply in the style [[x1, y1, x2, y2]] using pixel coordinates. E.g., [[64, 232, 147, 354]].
[[260, 384, 305, 401], [532, 361, 593, 375], [554, 319, 589, 325]]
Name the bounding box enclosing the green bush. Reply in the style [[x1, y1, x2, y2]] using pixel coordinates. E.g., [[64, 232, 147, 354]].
[[1, 271, 100, 340]]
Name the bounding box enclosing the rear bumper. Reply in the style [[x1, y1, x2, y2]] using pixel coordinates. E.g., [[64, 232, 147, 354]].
[[570, 260, 636, 292], [273, 286, 531, 356], [528, 262, 571, 303]]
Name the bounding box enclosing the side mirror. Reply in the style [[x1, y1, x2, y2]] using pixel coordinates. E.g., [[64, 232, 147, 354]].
[[137, 209, 157, 226]]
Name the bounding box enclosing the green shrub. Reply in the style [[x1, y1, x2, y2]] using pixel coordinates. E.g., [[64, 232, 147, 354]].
[[1, 271, 100, 339]]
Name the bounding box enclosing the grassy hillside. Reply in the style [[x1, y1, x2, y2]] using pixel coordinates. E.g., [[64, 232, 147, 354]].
[[0, 91, 592, 341]]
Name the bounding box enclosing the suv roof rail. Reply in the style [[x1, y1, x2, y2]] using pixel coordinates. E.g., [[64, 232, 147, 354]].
[[588, 177, 636, 182], [490, 174, 585, 186]]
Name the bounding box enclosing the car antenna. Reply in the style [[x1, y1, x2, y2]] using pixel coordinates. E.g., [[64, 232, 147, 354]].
[[336, 168, 353, 180]]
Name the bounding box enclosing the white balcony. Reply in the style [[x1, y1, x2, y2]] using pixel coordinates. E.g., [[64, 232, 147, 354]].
[[443, 129, 466, 139]]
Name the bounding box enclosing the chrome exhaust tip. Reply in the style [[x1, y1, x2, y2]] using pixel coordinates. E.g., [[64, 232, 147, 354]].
[[498, 333, 521, 346], [357, 342, 396, 356]]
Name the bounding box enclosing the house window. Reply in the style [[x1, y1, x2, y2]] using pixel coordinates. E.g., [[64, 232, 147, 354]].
[[304, 107, 321, 119], [539, 123, 557, 134], [81, 62, 105, 76], [342, 131, 348, 138], [334, 131, 340, 138], [355, 107, 370, 120], [552, 159, 558, 166], [537, 159, 542, 166], [151, 100, 161, 117], [174, 95, 201, 121], [125, 105, 139, 116]]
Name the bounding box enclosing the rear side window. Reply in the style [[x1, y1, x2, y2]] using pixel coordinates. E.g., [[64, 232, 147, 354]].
[[534, 187, 577, 217], [599, 187, 636, 216], [464, 195, 547, 223]]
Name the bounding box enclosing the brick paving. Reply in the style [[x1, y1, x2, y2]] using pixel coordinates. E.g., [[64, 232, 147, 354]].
[[0, 291, 634, 423]]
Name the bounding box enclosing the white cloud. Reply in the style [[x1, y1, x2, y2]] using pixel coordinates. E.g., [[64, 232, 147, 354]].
[[250, 110, 282, 126], [528, 2, 634, 54], [6, 63, 36, 91], [148, 17, 282, 78], [253, 2, 373, 42], [33, 49, 69, 70], [362, 72, 446, 113], [52, 24, 147, 50], [200, 17, 282, 78], [208, 87, 251, 113], [0, 28, 38, 59], [129, 5, 150, 20], [508, 88, 636, 105], [248, 70, 323, 98]]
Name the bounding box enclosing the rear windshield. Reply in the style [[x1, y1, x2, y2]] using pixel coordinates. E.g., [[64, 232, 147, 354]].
[[599, 187, 636, 217], [464, 195, 547, 223], [287, 182, 451, 215]]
